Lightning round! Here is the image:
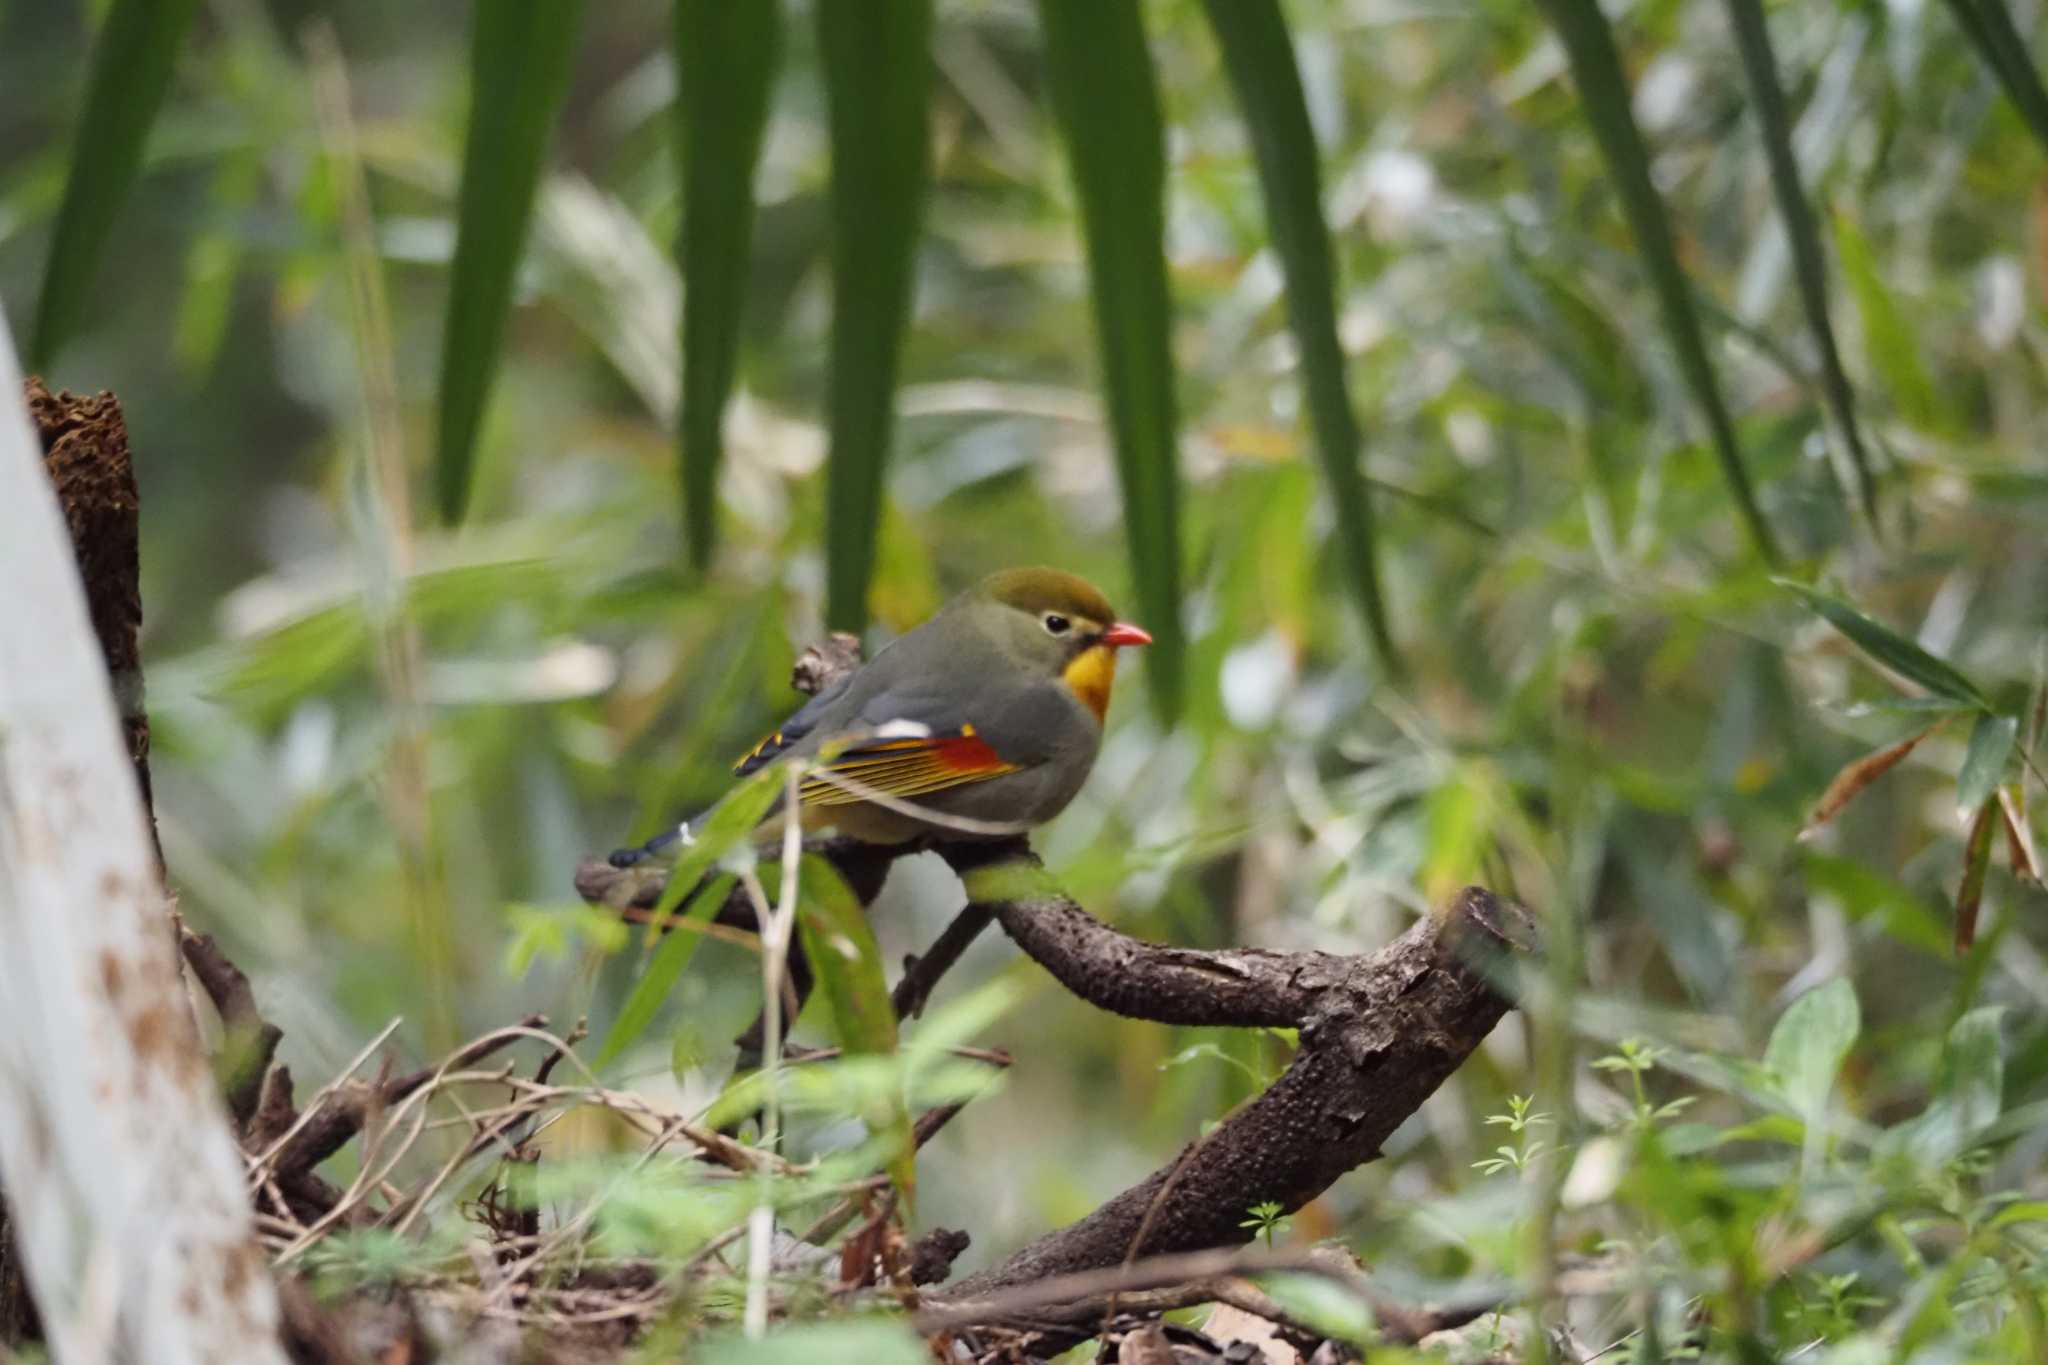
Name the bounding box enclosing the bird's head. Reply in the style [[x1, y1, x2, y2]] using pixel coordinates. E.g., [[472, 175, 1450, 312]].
[[964, 567, 1151, 720]]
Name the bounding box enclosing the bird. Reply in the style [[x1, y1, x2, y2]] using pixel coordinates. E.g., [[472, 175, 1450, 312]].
[[609, 566, 1151, 864]]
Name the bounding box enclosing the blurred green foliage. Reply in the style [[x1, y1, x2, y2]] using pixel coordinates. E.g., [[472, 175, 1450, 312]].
[[6, 0, 2048, 1358]]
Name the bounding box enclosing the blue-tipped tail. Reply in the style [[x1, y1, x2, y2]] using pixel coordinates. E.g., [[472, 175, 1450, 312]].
[[607, 821, 691, 869]]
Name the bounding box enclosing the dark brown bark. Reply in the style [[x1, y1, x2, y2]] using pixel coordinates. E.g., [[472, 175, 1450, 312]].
[[933, 870, 1527, 1301], [25, 379, 156, 860]]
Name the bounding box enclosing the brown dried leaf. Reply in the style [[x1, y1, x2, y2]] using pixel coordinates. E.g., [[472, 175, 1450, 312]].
[[1999, 786, 2042, 885], [1956, 798, 1999, 953], [1800, 723, 1941, 841]]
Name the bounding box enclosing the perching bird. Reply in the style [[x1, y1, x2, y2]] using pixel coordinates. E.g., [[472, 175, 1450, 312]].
[[610, 567, 1150, 863]]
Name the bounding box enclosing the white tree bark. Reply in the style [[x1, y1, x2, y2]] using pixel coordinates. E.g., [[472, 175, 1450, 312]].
[[0, 311, 285, 1362]]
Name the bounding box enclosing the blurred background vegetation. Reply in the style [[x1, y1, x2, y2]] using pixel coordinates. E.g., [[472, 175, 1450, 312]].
[[6, 0, 2048, 1357]]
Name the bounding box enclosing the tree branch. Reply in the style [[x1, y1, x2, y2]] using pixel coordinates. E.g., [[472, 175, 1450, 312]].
[[930, 872, 1528, 1304]]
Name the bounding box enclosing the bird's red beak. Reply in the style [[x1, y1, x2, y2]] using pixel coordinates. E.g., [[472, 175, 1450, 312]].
[[1101, 622, 1153, 648]]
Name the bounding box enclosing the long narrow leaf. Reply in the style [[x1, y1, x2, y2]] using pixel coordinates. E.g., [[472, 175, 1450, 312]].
[[1834, 214, 1941, 432], [1038, 0, 1184, 716], [1799, 722, 1940, 839], [1202, 0, 1397, 675], [675, 0, 783, 570], [816, 0, 933, 631], [594, 873, 737, 1068], [1955, 797, 1997, 953], [435, 1, 585, 523], [794, 853, 914, 1207], [1941, 0, 2048, 152], [1956, 713, 2018, 823], [1778, 580, 1991, 708], [1722, 0, 1876, 522], [1535, 0, 1782, 566], [30, 0, 201, 367]]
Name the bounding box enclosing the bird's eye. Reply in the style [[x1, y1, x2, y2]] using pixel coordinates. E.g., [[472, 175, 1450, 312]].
[[1042, 612, 1072, 636]]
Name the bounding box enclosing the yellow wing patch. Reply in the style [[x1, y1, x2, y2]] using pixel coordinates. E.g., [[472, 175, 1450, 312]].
[[798, 729, 1020, 808]]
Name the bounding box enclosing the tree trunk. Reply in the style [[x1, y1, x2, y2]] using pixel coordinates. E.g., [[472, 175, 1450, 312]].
[[0, 314, 286, 1362]]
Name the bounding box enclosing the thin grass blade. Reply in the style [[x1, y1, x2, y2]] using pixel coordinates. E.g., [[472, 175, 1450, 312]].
[[817, 0, 933, 631], [675, 0, 782, 570], [1201, 0, 1397, 674], [435, 1, 585, 523], [30, 0, 201, 368], [1722, 0, 1876, 523], [1941, 0, 2048, 152], [1535, 0, 1782, 566], [1038, 0, 1184, 716]]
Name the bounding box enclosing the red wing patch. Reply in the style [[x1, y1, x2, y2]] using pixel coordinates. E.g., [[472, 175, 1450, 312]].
[[799, 727, 1019, 807]]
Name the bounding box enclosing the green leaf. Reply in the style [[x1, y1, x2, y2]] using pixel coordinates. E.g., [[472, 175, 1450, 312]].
[[593, 873, 736, 1069], [1722, 0, 1876, 521], [1253, 1271, 1375, 1345], [1777, 580, 1990, 708], [1939, 1005, 2006, 1132], [30, 0, 201, 368], [1957, 713, 2018, 823], [1534, 0, 1782, 566], [1939, 0, 2048, 153], [635, 764, 788, 944], [794, 853, 913, 1208], [1833, 213, 1940, 433], [1763, 978, 1859, 1127], [695, 1321, 931, 1365], [674, 0, 782, 569], [816, 0, 933, 631], [1038, 0, 1184, 717], [1801, 852, 1951, 957], [1988, 1200, 2048, 1229], [435, 0, 585, 523], [1900, 1005, 2006, 1159], [1201, 0, 1396, 674]]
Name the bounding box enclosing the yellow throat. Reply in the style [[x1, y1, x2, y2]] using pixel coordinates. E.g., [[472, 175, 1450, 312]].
[[1061, 643, 1118, 722]]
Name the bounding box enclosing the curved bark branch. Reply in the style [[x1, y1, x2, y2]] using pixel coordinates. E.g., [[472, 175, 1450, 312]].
[[934, 876, 1527, 1302]]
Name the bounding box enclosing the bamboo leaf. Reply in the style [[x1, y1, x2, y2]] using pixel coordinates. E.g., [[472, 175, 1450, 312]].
[[635, 763, 787, 950], [30, 0, 201, 368], [594, 873, 736, 1068], [675, 0, 783, 570], [1834, 214, 1941, 433], [794, 853, 913, 1208], [1955, 797, 1998, 953], [816, 0, 933, 632], [435, 0, 585, 523], [1535, 0, 1782, 566], [1038, 0, 1184, 717], [1778, 580, 1991, 708], [1799, 722, 1940, 840], [1957, 713, 2018, 824], [1998, 786, 2042, 883], [1940, 0, 2048, 153], [1722, 0, 1877, 522], [1201, 0, 1396, 674]]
